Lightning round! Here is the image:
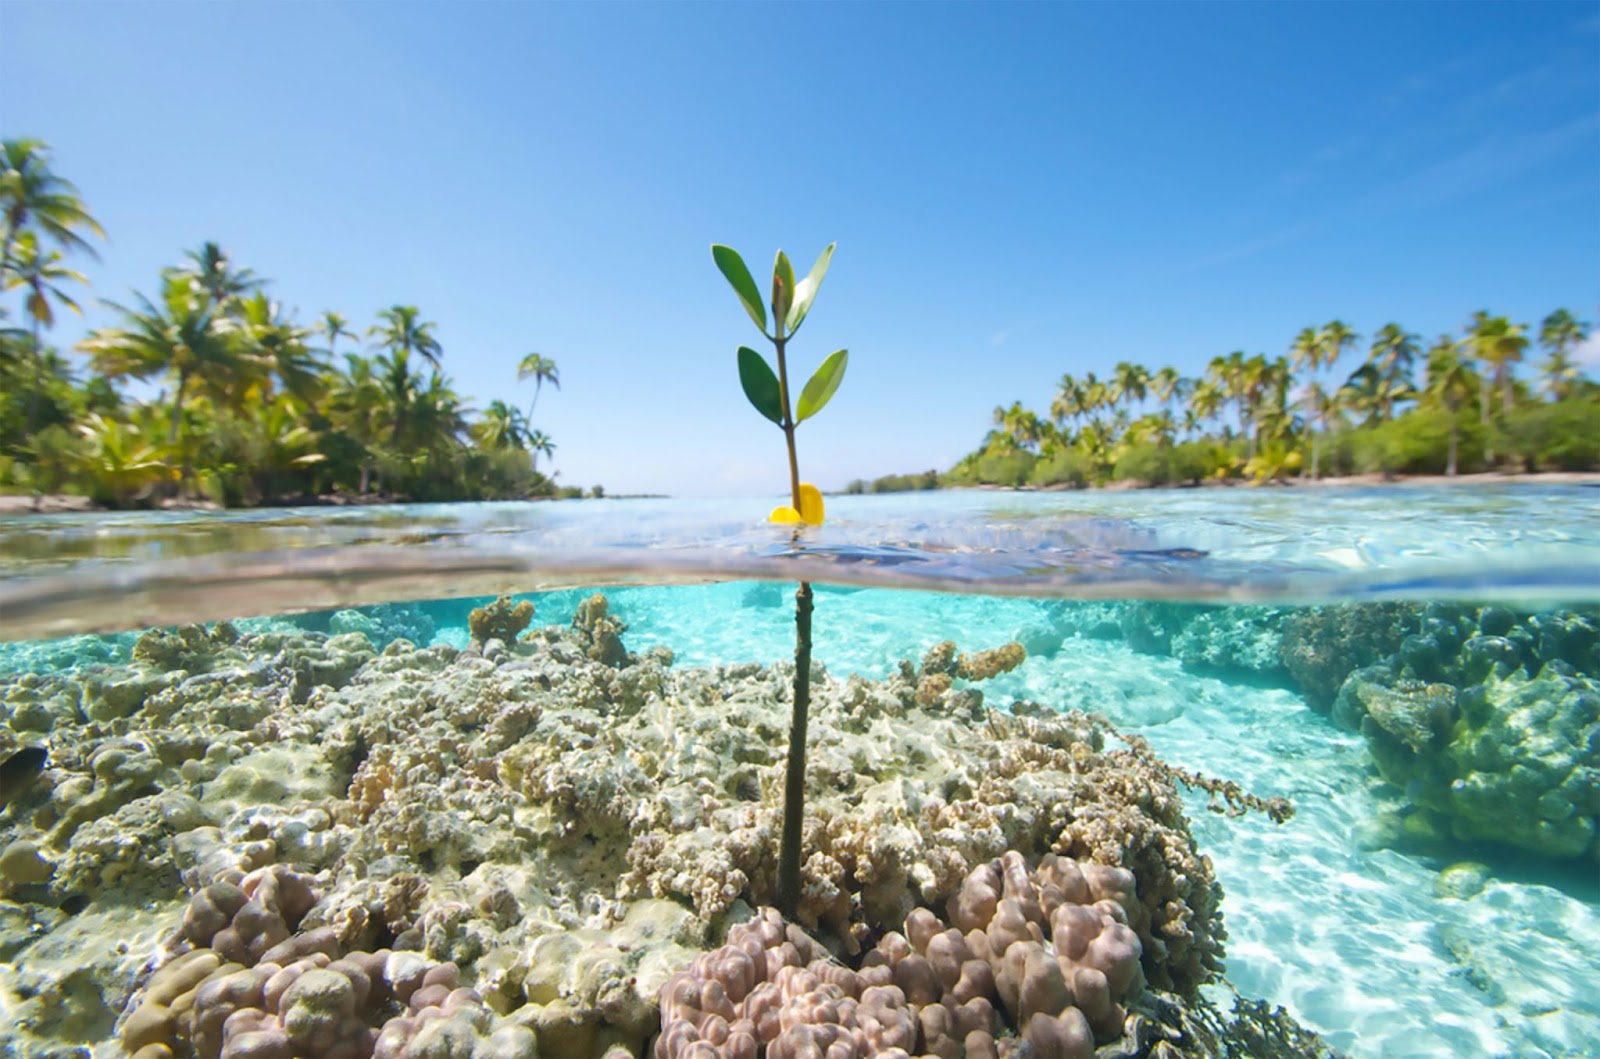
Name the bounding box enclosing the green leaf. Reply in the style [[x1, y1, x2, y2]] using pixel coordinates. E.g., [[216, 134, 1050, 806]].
[[797, 349, 849, 422], [786, 242, 836, 334], [712, 245, 767, 333], [771, 250, 795, 332], [737, 346, 784, 425]]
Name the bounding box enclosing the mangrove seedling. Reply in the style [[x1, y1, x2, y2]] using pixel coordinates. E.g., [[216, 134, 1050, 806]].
[[712, 240, 848, 919]]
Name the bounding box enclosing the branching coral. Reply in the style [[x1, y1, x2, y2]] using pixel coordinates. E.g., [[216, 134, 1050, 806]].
[[467, 596, 535, 647]]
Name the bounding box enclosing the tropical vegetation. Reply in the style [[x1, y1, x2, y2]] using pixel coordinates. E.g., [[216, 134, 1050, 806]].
[[851, 310, 1596, 493], [1, 139, 582, 507]]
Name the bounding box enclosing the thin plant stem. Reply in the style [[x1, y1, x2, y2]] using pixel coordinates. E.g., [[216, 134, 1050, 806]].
[[779, 580, 813, 918], [771, 311, 811, 919]]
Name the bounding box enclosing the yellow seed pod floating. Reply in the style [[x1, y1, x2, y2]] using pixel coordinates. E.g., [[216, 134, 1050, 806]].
[[769, 505, 802, 524], [797, 483, 824, 525]]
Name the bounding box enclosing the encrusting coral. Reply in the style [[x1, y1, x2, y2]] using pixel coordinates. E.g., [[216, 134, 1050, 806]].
[[1331, 604, 1600, 861]]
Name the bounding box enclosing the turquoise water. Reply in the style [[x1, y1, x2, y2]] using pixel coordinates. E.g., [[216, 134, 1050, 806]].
[[1, 486, 1598, 1058]]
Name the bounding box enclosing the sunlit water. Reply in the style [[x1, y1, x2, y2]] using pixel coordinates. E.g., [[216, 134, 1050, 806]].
[[2, 485, 1598, 1058]]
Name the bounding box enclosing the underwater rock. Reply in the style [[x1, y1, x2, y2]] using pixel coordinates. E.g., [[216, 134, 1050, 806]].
[[0, 743, 48, 804], [0, 837, 53, 884], [1433, 862, 1491, 900], [1013, 621, 1063, 659], [1279, 603, 1420, 713], [1335, 607, 1600, 862], [467, 596, 535, 647]]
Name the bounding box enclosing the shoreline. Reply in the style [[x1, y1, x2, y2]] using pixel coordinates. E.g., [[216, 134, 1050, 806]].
[[3, 470, 1598, 515], [993, 469, 1600, 493]]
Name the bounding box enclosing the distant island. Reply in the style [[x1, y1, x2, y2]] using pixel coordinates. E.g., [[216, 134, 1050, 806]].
[[848, 315, 1596, 494], [1, 139, 600, 511]]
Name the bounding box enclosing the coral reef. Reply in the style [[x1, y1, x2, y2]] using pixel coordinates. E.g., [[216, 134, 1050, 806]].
[[657, 849, 1146, 1059], [467, 596, 536, 647], [132, 622, 243, 674], [1050, 603, 1291, 683], [0, 594, 1298, 1057], [656, 851, 1329, 1058], [1278, 604, 1419, 712], [327, 604, 438, 652], [121, 864, 536, 1059], [1331, 605, 1600, 861]]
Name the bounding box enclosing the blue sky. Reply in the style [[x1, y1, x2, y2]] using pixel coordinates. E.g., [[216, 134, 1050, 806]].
[[4, 1, 1597, 496]]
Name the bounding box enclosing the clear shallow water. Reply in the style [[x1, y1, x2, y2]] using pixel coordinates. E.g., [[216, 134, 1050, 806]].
[[3, 485, 1599, 640], [2, 488, 1598, 1058]]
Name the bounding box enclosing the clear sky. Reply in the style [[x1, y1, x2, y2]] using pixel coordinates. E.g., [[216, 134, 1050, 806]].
[[4, 1, 1598, 496]]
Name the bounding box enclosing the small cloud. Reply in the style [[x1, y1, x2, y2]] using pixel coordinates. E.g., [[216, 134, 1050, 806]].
[[1574, 331, 1600, 367], [989, 329, 1010, 347]]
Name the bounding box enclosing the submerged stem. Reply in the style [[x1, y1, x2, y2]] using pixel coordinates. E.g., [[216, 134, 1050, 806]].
[[778, 580, 813, 918]]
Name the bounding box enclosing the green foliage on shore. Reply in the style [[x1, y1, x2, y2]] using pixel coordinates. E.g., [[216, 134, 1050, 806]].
[[904, 313, 1596, 489], [1, 139, 583, 508]]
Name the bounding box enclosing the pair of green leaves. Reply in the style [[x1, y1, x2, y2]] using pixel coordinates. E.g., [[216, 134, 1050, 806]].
[[713, 243, 834, 339], [716, 242, 848, 428], [737, 346, 849, 426]]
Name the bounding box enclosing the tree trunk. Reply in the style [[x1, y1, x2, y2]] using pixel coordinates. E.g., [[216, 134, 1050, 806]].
[[168, 370, 190, 444], [26, 317, 43, 436], [1480, 376, 1494, 465], [1447, 417, 1459, 476]]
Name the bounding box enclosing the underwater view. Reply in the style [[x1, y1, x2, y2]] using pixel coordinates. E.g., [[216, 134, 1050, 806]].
[[1, 487, 1597, 1059]]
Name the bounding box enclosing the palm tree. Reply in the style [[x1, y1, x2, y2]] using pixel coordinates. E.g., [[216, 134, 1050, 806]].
[[172, 241, 263, 308], [992, 401, 1045, 450], [1150, 366, 1184, 411], [1336, 362, 1413, 431], [474, 400, 533, 450], [1366, 324, 1420, 422], [1187, 378, 1224, 437], [1297, 381, 1336, 480], [1423, 337, 1475, 476], [1109, 361, 1150, 410], [1467, 311, 1529, 417], [3, 231, 87, 432], [236, 292, 327, 408], [0, 139, 105, 270], [318, 311, 359, 360], [1539, 349, 1584, 401], [1290, 327, 1327, 478], [1050, 373, 1081, 429], [1538, 309, 1590, 401], [1319, 320, 1359, 377], [80, 274, 267, 446], [527, 429, 556, 474], [327, 353, 385, 493], [1539, 308, 1589, 360], [517, 352, 560, 422], [372, 305, 443, 371]]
